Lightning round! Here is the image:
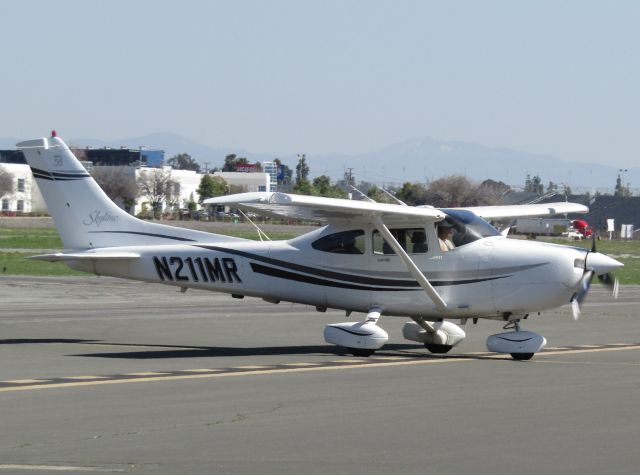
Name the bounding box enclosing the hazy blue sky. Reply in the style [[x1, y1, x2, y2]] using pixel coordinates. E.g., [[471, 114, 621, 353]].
[[2, 0, 639, 167]]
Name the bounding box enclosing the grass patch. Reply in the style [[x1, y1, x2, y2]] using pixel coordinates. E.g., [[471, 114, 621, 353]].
[[0, 228, 63, 249], [0, 227, 298, 249], [543, 237, 640, 255], [609, 256, 640, 285], [0, 252, 88, 276], [0, 227, 299, 276], [526, 237, 640, 284]]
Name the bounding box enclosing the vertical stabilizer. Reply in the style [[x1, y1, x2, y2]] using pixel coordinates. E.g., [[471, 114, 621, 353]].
[[17, 133, 240, 249]]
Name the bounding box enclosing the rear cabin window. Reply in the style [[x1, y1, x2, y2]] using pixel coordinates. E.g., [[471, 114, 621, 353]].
[[312, 230, 365, 254], [373, 228, 428, 255]]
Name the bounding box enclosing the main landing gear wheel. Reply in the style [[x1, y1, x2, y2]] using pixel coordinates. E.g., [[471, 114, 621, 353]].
[[424, 343, 453, 354], [510, 353, 534, 361], [348, 348, 376, 357]]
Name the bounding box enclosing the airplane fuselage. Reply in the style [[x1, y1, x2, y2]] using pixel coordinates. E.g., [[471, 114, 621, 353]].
[[70, 226, 587, 320]]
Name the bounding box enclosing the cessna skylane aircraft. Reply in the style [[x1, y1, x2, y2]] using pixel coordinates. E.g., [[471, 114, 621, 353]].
[[18, 133, 623, 360]]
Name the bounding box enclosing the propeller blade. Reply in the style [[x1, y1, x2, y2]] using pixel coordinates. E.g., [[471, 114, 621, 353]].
[[577, 270, 594, 303], [598, 273, 620, 299], [571, 269, 594, 320], [570, 298, 581, 321]]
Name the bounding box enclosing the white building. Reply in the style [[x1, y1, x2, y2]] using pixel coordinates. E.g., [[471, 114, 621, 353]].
[[212, 171, 270, 193], [1, 162, 270, 216], [132, 169, 269, 215], [0, 163, 47, 213]]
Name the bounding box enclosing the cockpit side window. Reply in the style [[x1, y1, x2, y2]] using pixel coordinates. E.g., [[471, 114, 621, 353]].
[[312, 230, 365, 254], [373, 228, 428, 255], [437, 209, 501, 248]]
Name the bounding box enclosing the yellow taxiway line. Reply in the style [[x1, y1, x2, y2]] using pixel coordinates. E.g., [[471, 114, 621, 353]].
[[0, 343, 638, 394]]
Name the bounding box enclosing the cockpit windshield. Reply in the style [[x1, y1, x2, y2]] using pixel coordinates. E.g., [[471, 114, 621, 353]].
[[439, 209, 501, 247]]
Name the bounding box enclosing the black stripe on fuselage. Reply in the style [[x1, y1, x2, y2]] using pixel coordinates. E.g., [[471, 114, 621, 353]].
[[251, 262, 509, 290], [89, 231, 197, 242], [250, 263, 419, 291], [197, 244, 418, 287], [199, 244, 515, 290]]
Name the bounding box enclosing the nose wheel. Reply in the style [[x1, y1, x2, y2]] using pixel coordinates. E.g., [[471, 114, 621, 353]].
[[507, 321, 534, 360], [510, 352, 534, 360], [347, 348, 376, 357]]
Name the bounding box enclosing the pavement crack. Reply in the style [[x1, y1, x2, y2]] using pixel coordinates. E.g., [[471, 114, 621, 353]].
[[205, 402, 284, 427]]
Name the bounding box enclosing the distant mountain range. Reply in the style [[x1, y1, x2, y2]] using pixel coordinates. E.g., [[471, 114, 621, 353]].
[[2, 133, 637, 193]]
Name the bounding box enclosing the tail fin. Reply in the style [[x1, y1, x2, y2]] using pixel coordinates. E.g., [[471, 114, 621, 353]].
[[17, 133, 240, 249]]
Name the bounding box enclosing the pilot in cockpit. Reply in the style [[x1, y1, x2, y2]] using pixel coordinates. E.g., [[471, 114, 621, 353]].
[[438, 222, 456, 252]]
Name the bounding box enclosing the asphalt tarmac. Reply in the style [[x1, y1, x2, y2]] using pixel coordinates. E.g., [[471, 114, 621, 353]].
[[0, 276, 638, 474]]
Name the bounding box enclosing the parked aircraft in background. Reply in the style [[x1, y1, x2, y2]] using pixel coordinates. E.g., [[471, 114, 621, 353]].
[[18, 133, 622, 360]]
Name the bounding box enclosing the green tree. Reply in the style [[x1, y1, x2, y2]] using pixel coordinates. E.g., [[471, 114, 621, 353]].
[[312, 175, 347, 198], [292, 179, 313, 195], [366, 185, 391, 203], [167, 153, 200, 172], [395, 182, 428, 206], [531, 175, 544, 194], [614, 174, 631, 197], [295, 154, 309, 185], [0, 168, 15, 199], [524, 174, 533, 192], [197, 175, 228, 203]]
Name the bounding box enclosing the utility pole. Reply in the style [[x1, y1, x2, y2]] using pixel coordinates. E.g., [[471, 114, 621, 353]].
[[345, 167, 355, 186], [203, 162, 210, 174]]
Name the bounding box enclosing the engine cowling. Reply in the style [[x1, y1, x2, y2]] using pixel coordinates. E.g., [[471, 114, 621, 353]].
[[324, 322, 388, 350], [486, 331, 546, 355], [402, 321, 466, 347]]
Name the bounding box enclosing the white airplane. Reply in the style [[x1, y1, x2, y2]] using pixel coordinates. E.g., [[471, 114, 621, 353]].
[[17, 132, 623, 360]]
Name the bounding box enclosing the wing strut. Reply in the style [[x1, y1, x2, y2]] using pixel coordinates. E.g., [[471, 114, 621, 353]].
[[373, 217, 448, 313]]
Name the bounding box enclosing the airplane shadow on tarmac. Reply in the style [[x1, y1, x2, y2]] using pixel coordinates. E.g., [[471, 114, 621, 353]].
[[0, 338, 99, 345], [0, 338, 426, 359], [68, 342, 427, 359], [0, 338, 506, 361]]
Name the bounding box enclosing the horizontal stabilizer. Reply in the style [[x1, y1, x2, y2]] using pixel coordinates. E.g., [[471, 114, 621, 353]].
[[29, 251, 141, 262]]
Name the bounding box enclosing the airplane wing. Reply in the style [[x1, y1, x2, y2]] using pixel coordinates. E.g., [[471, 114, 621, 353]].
[[454, 202, 588, 219], [204, 192, 446, 225], [206, 192, 448, 310], [29, 251, 141, 262]]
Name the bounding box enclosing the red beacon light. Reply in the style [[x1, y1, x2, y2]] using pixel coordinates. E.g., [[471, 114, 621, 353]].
[[51, 130, 57, 138]]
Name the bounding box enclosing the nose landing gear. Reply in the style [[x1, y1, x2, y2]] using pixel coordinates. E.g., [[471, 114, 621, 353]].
[[486, 319, 546, 360]]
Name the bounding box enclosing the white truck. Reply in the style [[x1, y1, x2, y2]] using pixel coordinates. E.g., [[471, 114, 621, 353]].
[[514, 218, 571, 236]]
